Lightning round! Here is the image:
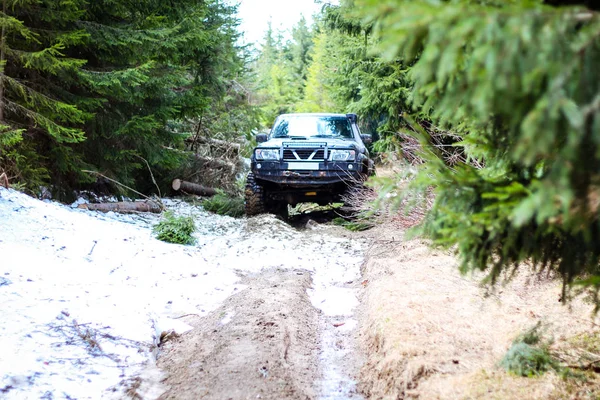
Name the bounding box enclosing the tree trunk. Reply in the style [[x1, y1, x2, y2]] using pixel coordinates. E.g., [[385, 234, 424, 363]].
[[78, 201, 162, 214], [172, 179, 217, 197]]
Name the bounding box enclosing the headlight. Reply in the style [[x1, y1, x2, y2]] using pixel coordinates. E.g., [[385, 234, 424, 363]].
[[255, 149, 279, 160], [329, 150, 356, 161]]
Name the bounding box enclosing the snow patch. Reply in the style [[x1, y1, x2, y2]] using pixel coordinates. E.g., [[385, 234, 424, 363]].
[[0, 187, 367, 398]]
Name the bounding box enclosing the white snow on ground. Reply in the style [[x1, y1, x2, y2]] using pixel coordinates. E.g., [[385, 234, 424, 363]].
[[0, 187, 365, 399]]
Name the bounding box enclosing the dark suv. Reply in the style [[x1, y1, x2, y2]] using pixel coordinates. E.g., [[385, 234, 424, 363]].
[[245, 113, 374, 216]]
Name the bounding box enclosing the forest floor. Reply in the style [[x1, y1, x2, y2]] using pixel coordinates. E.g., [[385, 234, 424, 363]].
[[1, 186, 599, 399], [359, 227, 600, 399]]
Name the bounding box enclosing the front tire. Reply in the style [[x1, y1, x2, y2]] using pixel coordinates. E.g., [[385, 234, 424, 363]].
[[245, 173, 266, 216]]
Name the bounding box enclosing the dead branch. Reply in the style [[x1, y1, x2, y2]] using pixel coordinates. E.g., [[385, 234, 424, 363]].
[[397, 121, 483, 169], [0, 172, 8, 189], [133, 154, 162, 199], [82, 170, 165, 210], [186, 136, 240, 155]]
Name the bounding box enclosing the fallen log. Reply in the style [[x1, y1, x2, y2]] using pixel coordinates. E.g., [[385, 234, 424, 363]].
[[172, 179, 217, 197], [78, 201, 162, 214]]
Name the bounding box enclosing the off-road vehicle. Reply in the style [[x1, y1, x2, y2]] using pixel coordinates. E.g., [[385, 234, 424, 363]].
[[245, 113, 374, 216]]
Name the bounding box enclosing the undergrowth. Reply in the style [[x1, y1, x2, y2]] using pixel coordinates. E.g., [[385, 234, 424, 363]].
[[153, 211, 196, 245], [499, 324, 600, 398], [501, 323, 557, 377], [332, 217, 373, 232], [201, 190, 244, 218]]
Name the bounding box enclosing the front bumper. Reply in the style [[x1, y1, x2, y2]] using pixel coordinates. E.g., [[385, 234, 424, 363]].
[[252, 161, 362, 187]]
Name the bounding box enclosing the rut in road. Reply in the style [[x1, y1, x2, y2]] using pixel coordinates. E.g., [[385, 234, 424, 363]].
[[157, 213, 367, 400]]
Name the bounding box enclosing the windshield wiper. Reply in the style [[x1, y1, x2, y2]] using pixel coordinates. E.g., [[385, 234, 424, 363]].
[[274, 135, 307, 140]]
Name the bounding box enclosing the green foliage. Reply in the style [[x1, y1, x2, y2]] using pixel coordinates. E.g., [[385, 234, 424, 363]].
[[356, 0, 600, 299], [251, 19, 314, 125], [0, 0, 254, 198], [0, 140, 50, 195], [153, 211, 196, 245], [0, 0, 89, 190], [501, 342, 554, 377], [290, 16, 314, 83], [332, 217, 374, 231], [501, 324, 557, 377], [296, 32, 339, 113], [75, 0, 249, 194], [0, 125, 23, 148], [202, 190, 245, 218]]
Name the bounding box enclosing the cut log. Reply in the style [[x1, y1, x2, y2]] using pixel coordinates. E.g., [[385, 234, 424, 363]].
[[78, 201, 162, 214], [172, 179, 217, 197]]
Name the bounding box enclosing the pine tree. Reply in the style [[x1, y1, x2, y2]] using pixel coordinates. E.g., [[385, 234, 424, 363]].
[[359, 0, 600, 302], [254, 22, 300, 124], [290, 16, 313, 83], [68, 0, 251, 194], [303, 2, 414, 150], [0, 0, 88, 190]]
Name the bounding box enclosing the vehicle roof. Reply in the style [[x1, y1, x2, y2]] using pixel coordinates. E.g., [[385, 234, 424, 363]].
[[275, 113, 351, 118]]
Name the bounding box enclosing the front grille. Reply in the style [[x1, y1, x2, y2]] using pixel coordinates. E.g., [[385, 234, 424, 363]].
[[283, 149, 325, 161]]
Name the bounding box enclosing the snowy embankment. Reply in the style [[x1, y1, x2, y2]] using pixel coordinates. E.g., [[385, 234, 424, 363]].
[[0, 188, 244, 399], [0, 187, 365, 399]]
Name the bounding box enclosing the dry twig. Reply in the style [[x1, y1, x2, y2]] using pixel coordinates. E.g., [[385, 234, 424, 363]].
[[0, 172, 8, 189]]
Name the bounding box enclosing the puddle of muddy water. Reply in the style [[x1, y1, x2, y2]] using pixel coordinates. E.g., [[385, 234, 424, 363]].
[[305, 234, 365, 400], [317, 318, 361, 399]]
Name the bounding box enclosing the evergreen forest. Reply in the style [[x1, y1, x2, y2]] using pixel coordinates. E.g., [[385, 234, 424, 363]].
[[1, 0, 599, 301]]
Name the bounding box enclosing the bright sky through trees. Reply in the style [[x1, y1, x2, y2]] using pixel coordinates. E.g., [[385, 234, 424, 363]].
[[236, 0, 324, 45]]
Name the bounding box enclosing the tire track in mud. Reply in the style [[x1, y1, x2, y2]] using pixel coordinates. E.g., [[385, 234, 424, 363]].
[[158, 269, 319, 400], [156, 213, 367, 400]]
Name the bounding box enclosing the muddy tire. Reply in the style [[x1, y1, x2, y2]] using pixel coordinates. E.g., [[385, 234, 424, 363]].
[[245, 173, 266, 216]]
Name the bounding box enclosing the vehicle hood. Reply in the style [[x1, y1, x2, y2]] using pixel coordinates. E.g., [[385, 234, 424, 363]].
[[256, 137, 361, 150]]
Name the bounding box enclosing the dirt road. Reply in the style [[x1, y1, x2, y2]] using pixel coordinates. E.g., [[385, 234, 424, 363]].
[[0, 190, 367, 400], [156, 210, 368, 400], [5, 188, 596, 400]]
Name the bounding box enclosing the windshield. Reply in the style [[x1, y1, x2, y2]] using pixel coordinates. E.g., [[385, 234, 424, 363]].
[[271, 115, 353, 139]]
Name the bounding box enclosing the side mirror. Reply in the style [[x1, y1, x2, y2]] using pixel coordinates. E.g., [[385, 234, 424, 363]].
[[255, 133, 268, 143], [360, 134, 372, 144]]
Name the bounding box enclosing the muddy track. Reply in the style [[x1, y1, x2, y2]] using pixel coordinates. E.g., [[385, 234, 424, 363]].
[[158, 269, 319, 399], [156, 213, 367, 400]]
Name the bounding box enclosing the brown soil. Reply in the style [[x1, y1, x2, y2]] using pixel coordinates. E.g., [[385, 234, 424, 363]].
[[153, 214, 600, 400], [157, 268, 320, 400], [358, 227, 600, 399]]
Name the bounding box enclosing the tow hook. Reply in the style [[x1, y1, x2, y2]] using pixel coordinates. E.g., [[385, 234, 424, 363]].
[[283, 171, 301, 177]]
